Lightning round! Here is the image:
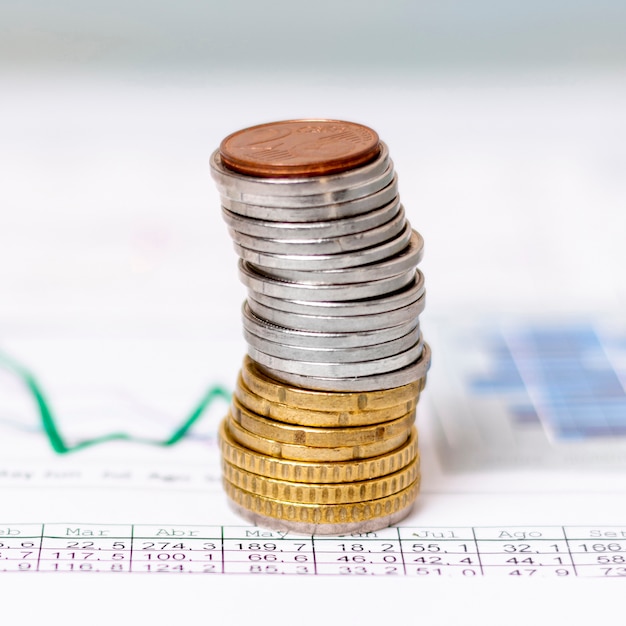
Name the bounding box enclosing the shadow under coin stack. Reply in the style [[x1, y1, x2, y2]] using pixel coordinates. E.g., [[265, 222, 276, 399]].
[[210, 120, 431, 534]]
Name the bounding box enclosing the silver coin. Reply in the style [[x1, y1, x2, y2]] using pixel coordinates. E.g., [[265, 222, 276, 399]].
[[215, 162, 395, 209], [265, 230, 423, 285], [220, 175, 399, 222], [234, 221, 413, 271], [226, 206, 406, 256], [248, 337, 423, 378], [246, 294, 425, 333], [239, 260, 415, 302], [242, 302, 420, 349], [248, 271, 424, 317], [244, 325, 421, 363], [257, 343, 432, 392], [210, 143, 390, 199], [221, 196, 401, 240]]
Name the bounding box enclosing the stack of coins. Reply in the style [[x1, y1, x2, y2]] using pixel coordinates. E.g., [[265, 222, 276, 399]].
[[210, 120, 430, 534]]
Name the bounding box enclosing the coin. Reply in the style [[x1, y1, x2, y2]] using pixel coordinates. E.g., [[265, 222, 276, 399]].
[[226, 206, 406, 256], [258, 343, 431, 392], [222, 476, 420, 534], [220, 196, 401, 240], [229, 397, 415, 447], [248, 337, 423, 378], [234, 221, 412, 271], [247, 271, 424, 317], [221, 456, 420, 505], [234, 375, 418, 427], [243, 324, 420, 363], [219, 119, 380, 178], [227, 494, 417, 535], [218, 418, 419, 483], [242, 302, 420, 349], [214, 142, 390, 199], [212, 151, 395, 208], [264, 229, 423, 284], [246, 294, 425, 333], [239, 261, 415, 302], [220, 175, 398, 222], [226, 413, 410, 462], [240, 355, 425, 411]]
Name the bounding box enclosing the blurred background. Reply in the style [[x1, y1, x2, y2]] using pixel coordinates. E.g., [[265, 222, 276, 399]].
[[2, 0, 626, 72]]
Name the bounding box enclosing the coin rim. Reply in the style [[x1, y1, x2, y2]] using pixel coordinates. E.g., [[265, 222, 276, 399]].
[[220, 196, 401, 240], [221, 456, 420, 504], [225, 414, 412, 462], [220, 175, 399, 222], [241, 355, 425, 411], [230, 396, 416, 447], [211, 142, 388, 197], [222, 475, 421, 524], [242, 302, 421, 349], [243, 325, 421, 363], [234, 375, 418, 427], [247, 270, 424, 317], [246, 294, 425, 333], [218, 418, 419, 483], [257, 343, 431, 392], [226, 498, 416, 535], [226, 206, 406, 256], [212, 153, 395, 208], [234, 221, 413, 271], [263, 229, 423, 284], [247, 337, 424, 378], [239, 261, 415, 301]]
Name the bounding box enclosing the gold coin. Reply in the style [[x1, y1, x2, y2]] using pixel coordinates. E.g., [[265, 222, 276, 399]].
[[223, 476, 420, 525], [226, 413, 410, 462], [241, 355, 426, 412], [230, 396, 415, 447], [221, 457, 420, 504], [218, 418, 419, 483], [235, 374, 418, 427]]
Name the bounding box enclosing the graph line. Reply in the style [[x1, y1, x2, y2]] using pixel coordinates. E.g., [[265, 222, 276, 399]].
[[0, 350, 231, 454]]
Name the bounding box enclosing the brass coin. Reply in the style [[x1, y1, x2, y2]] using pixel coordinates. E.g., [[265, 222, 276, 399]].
[[219, 119, 380, 178], [235, 374, 418, 427], [241, 355, 425, 412], [218, 418, 419, 483], [223, 477, 420, 525], [221, 457, 420, 505], [230, 397, 415, 447], [226, 413, 410, 462]]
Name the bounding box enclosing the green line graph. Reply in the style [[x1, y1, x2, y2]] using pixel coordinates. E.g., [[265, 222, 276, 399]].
[[0, 351, 231, 454]]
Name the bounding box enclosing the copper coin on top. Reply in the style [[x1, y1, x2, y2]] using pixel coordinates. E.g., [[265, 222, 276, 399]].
[[219, 119, 380, 178]]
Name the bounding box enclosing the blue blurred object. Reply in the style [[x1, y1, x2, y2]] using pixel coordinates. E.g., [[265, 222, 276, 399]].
[[471, 325, 626, 439]]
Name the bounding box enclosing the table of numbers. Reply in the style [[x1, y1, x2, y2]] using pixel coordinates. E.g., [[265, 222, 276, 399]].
[[1, 524, 625, 577]]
